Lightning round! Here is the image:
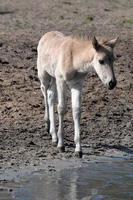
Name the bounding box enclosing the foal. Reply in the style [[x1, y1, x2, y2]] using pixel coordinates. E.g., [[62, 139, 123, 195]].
[[37, 31, 118, 157]]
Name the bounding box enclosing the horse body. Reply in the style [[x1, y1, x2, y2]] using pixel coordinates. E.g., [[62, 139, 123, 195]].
[[37, 31, 118, 157]]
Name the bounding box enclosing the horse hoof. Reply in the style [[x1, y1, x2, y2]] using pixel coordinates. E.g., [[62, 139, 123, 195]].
[[74, 151, 83, 158], [58, 146, 65, 153], [52, 141, 58, 147], [45, 120, 50, 133]]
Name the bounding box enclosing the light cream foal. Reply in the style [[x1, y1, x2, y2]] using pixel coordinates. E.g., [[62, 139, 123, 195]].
[[37, 31, 118, 157]]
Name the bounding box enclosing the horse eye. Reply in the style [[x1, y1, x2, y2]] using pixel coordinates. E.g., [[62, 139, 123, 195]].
[[109, 57, 113, 61], [99, 59, 104, 65]]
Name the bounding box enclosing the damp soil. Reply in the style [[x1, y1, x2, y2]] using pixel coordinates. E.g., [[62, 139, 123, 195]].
[[0, 0, 133, 170]]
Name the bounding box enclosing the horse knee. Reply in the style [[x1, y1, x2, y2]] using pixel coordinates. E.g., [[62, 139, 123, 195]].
[[72, 107, 81, 119], [47, 90, 54, 102], [58, 105, 65, 115]]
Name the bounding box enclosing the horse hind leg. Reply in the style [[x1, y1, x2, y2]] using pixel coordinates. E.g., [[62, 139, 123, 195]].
[[47, 78, 57, 144], [39, 71, 51, 132]]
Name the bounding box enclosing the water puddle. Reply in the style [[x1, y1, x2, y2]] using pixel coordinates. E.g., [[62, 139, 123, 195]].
[[0, 159, 133, 200]]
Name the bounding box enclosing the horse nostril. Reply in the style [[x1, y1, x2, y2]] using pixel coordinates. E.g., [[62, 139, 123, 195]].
[[109, 80, 113, 88], [109, 80, 116, 90]]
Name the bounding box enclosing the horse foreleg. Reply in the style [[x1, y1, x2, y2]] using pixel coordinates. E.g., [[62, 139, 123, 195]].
[[56, 78, 66, 152], [71, 86, 82, 158]]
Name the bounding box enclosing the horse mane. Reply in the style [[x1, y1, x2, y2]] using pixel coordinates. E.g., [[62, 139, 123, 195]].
[[71, 34, 108, 46]]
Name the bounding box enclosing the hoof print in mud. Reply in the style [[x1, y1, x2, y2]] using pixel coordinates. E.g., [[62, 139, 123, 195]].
[[74, 151, 83, 158], [57, 146, 65, 153]]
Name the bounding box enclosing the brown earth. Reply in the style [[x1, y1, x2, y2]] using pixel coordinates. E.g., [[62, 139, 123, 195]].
[[0, 0, 133, 169]]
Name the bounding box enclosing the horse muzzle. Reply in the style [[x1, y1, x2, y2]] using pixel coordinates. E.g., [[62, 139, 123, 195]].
[[108, 79, 117, 90]]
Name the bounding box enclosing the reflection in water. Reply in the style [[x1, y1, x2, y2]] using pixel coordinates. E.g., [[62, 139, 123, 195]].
[[14, 161, 133, 200]]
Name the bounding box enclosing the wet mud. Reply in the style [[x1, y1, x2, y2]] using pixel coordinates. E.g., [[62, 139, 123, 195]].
[[0, 158, 133, 200]]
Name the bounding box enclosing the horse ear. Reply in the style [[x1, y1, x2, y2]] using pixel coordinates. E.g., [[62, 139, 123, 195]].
[[92, 36, 99, 51], [104, 37, 119, 48]]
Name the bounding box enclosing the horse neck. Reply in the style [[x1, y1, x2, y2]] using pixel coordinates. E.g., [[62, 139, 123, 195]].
[[72, 39, 94, 73]]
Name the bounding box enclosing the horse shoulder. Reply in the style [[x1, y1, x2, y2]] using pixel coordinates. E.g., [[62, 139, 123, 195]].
[[56, 39, 78, 81]]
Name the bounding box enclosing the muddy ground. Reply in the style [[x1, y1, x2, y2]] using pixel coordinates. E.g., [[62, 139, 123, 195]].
[[0, 0, 133, 169]]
